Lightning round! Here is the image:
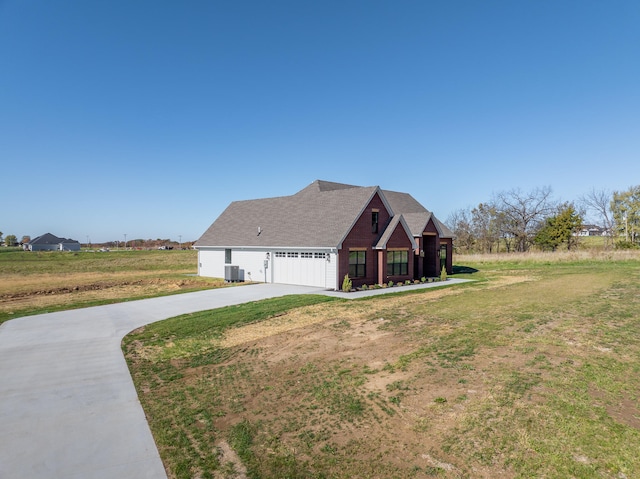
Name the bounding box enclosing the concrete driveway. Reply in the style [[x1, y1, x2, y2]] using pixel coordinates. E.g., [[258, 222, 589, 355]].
[[0, 283, 321, 479]]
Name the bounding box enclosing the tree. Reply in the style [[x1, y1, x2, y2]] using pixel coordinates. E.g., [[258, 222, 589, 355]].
[[471, 202, 501, 253], [493, 186, 556, 252], [5, 234, 18, 247], [0, 231, 3, 243], [534, 203, 583, 251], [611, 185, 640, 247], [579, 188, 615, 248], [446, 208, 475, 253]]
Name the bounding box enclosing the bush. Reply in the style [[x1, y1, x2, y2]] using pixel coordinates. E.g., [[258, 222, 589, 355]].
[[342, 274, 352, 292], [388, 280, 394, 288], [440, 267, 447, 282], [421, 276, 426, 283], [361, 284, 368, 290], [616, 240, 639, 250]]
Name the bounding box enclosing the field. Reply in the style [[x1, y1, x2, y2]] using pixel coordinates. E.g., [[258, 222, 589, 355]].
[[0, 248, 223, 325], [123, 250, 640, 479]]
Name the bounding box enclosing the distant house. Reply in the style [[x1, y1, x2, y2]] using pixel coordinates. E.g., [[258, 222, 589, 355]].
[[575, 225, 607, 237], [24, 233, 81, 252], [195, 180, 454, 289]]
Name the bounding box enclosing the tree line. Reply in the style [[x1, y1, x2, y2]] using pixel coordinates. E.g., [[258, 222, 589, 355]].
[[0, 233, 27, 247], [446, 185, 640, 253]]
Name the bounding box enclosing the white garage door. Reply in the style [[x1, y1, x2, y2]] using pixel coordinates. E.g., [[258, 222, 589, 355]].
[[273, 251, 327, 287]]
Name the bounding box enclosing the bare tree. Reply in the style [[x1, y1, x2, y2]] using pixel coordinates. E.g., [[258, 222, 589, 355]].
[[493, 186, 556, 252], [471, 202, 501, 253], [579, 188, 614, 248], [446, 208, 475, 253]]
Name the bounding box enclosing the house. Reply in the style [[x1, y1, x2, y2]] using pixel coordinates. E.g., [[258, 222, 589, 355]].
[[575, 224, 606, 237], [24, 233, 81, 252], [195, 180, 454, 289]]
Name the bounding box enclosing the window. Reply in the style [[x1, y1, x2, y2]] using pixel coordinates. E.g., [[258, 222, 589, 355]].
[[372, 211, 379, 234], [301, 252, 313, 258], [287, 252, 299, 258], [275, 252, 286, 257], [225, 249, 232, 264], [349, 250, 366, 278], [314, 252, 326, 259], [387, 250, 408, 276]]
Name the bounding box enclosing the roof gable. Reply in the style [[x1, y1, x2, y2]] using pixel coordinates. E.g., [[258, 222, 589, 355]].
[[375, 215, 418, 250]]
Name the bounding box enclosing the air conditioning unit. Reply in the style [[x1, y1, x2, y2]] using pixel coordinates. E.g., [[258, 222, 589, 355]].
[[225, 265, 240, 282]]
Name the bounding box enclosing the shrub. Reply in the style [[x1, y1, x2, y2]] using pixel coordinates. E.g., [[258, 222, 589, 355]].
[[440, 267, 447, 282], [361, 284, 368, 290], [342, 274, 352, 292], [388, 280, 394, 288], [421, 276, 426, 283], [405, 280, 411, 285]]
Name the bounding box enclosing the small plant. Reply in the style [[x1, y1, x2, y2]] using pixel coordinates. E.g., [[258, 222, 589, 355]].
[[421, 276, 426, 283], [405, 280, 411, 285], [440, 267, 447, 282], [361, 283, 368, 290], [434, 397, 447, 404], [342, 274, 352, 292], [388, 280, 394, 288]]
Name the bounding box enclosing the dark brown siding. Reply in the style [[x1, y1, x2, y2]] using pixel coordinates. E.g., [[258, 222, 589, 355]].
[[338, 193, 391, 287], [384, 224, 415, 284]]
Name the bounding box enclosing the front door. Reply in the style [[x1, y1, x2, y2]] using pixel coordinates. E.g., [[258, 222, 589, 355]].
[[423, 235, 437, 277]]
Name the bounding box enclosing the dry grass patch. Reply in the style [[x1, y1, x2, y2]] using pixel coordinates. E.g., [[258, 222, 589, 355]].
[[0, 249, 224, 323]]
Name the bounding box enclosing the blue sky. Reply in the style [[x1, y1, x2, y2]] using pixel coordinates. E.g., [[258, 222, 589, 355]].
[[1, 1, 639, 243]]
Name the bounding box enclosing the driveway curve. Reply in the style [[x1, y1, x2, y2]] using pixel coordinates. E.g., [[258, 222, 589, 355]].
[[0, 283, 321, 479]]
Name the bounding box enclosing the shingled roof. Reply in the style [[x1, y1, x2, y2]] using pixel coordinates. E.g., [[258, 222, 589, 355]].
[[195, 180, 452, 248], [28, 233, 80, 245]]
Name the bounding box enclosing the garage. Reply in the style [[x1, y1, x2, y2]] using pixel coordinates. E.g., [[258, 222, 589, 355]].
[[272, 251, 329, 288]]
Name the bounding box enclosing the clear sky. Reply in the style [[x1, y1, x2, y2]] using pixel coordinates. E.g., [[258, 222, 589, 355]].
[[1, 1, 639, 244]]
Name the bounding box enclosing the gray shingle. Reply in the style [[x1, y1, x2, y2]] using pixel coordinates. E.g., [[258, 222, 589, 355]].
[[195, 180, 452, 247]]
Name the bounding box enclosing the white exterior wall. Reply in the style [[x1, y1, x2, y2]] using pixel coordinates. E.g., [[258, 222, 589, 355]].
[[233, 249, 271, 283], [326, 251, 338, 290], [197, 247, 339, 289], [197, 248, 225, 278], [197, 248, 272, 283]]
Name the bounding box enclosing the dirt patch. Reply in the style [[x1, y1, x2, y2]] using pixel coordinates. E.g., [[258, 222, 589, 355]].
[[214, 441, 248, 479], [591, 389, 640, 430], [0, 273, 222, 316]]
